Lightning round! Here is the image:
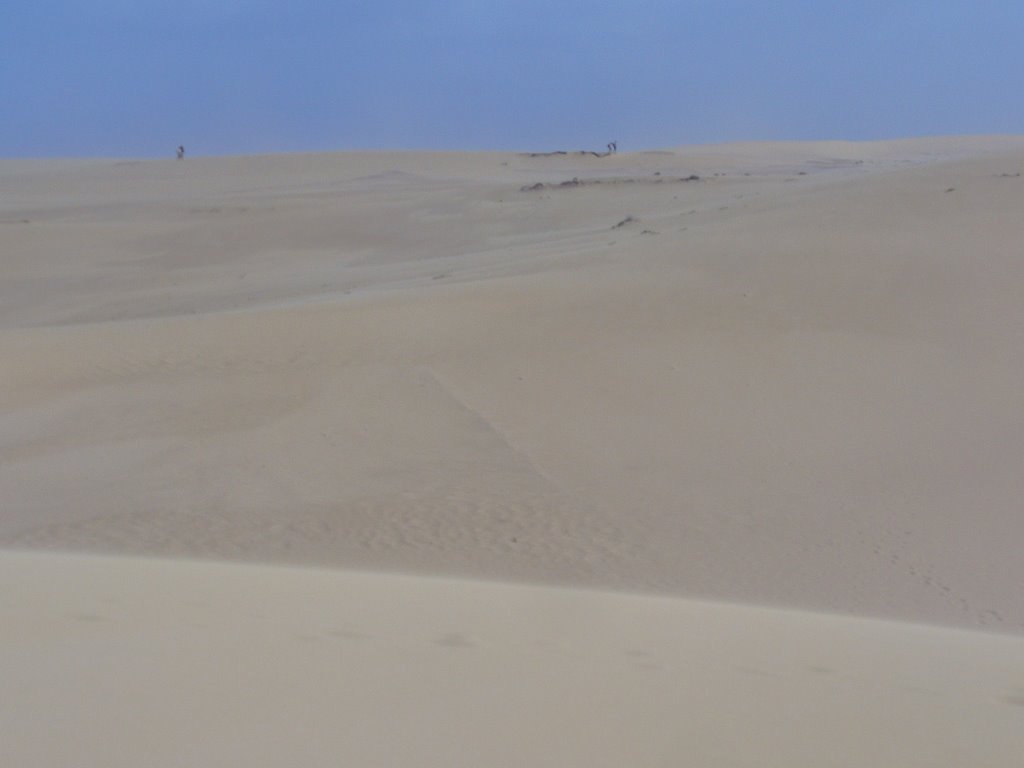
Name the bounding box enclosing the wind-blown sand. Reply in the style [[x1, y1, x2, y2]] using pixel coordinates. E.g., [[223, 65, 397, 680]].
[[3, 137, 1024, 763], [3, 550, 1024, 768]]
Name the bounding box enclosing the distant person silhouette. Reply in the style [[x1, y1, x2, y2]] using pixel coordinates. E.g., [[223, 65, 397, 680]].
[[176, 146, 185, 160]]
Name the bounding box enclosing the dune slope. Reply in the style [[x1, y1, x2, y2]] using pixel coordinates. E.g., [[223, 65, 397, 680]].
[[2, 550, 1024, 768], [2, 137, 1024, 631]]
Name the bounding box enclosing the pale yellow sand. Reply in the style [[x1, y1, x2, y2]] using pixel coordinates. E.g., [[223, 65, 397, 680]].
[[3, 550, 1024, 768], [3, 137, 1024, 632], [3, 137, 1024, 763]]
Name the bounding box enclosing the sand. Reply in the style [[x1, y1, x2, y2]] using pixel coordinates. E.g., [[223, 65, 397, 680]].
[[3, 550, 1024, 768], [3, 136, 1024, 763]]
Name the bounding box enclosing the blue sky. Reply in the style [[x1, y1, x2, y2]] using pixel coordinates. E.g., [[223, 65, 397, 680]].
[[2, 1, 1023, 157]]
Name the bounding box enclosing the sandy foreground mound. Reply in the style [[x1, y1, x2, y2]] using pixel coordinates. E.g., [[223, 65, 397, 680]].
[[3, 550, 1023, 768], [3, 137, 1024, 632]]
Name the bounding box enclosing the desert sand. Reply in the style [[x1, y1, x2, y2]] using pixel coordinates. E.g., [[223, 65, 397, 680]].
[[3, 136, 1024, 764], [3, 550, 1024, 768]]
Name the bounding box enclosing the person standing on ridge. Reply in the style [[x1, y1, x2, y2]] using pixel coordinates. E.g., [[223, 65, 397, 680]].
[[176, 145, 185, 160]]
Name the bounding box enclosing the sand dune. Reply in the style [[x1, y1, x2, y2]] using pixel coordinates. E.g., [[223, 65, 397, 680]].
[[3, 138, 1024, 633], [3, 550, 1024, 767], [4, 136, 1024, 763]]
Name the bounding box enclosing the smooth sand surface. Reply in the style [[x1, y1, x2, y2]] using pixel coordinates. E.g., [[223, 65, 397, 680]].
[[4, 137, 1024, 630], [3, 137, 1024, 762], [3, 550, 1024, 768]]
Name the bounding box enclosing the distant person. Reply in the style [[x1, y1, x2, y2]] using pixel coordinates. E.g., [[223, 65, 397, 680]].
[[176, 145, 185, 160], [611, 140, 617, 153]]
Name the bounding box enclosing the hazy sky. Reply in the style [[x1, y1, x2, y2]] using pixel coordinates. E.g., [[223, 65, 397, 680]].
[[3, 1, 1023, 157]]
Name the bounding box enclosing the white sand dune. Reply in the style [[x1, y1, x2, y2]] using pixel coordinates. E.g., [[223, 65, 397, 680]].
[[4, 136, 1024, 763], [3, 137, 1024, 633], [2, 550, 1023, 768]]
